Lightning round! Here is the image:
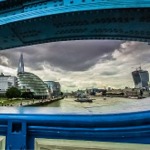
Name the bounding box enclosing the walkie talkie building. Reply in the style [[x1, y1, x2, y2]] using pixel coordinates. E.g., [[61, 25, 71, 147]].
[[132, 68, 149, 89]]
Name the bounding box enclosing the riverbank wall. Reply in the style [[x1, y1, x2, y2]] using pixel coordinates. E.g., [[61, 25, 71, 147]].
[[23, 96, 64, 107]]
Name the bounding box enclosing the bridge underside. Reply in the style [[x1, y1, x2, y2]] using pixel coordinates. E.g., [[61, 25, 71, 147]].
[[0, 7, 150, 50]]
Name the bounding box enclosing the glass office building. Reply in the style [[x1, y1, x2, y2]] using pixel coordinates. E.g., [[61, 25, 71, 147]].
[[17, 54, 49, 98], [18, 72, 49, 98], [132, 68, 149, 89], [44, 81, 61, 97]]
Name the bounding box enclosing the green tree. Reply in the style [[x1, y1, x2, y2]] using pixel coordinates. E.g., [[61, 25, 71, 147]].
[[21, 92, 34, 99], [6, 87, 21, 98]]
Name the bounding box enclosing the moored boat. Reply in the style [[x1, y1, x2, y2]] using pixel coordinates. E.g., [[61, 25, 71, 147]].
[[74, 97, 93, 103]]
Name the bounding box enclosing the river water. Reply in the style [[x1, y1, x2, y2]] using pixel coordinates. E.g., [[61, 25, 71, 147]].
[[0, 96, 149, 114], [44, 96, 150, 114]]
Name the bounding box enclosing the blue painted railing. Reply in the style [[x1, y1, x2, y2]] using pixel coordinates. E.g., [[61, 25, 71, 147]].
[[0, 108, 150, 149]]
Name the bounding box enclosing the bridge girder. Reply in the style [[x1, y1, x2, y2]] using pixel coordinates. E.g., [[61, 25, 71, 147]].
[[0, 0, 150, 50]]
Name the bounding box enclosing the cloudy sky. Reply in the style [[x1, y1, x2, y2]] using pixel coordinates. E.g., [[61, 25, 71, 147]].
[[0, 40, 150, 91]]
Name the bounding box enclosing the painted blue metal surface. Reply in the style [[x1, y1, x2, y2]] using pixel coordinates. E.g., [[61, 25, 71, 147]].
[[0, 0, 150, 50], [0, 107, 150, 149], [0, 0, 150, 149]]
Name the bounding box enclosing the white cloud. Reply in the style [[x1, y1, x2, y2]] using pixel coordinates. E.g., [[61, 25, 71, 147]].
[[0, 41, 150, 91], [0, 65, 16, 76]]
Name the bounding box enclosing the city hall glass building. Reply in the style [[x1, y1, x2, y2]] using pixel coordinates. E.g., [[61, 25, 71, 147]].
[[17, 54, 49, 98], [132, 68, 149, 89]]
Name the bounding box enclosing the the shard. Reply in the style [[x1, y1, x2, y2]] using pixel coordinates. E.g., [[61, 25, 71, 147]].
[[17, 53, 24, 74]]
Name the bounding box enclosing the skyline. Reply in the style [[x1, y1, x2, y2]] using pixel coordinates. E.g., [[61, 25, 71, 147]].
[[0, 40, 150, 91]]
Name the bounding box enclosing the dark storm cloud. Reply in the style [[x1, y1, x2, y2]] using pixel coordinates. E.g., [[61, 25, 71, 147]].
[[0, 40, 122, 71]]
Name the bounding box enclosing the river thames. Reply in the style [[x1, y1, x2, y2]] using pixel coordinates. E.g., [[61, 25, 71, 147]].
[[43, 96, 150, 114], [0, 96, 150, 114]]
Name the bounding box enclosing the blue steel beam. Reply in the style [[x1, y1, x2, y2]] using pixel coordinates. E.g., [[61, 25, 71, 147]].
[[0, 0, 150, 50], [0, 109, 149, 149]]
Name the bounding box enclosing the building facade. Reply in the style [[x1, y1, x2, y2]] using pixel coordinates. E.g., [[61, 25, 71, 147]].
[[17, 72, 49, 98], [132, 68, 149, 89], [0, 73, 17, 94], [44, 81, 61, 98], [17, 54, 49, 98]]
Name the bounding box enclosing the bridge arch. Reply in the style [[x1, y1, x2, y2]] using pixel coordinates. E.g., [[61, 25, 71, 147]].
[[0, 0, 150, 50]]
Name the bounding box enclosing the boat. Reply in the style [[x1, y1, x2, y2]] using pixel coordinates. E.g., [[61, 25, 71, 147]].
[[74, 97, 93, 103]]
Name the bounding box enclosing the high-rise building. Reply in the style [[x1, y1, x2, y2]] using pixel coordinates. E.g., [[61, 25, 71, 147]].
[[132, 67, 149, 89], [17, 54, 49, 98], [0, 73, 17, 94], [17, 53, 24, 74]]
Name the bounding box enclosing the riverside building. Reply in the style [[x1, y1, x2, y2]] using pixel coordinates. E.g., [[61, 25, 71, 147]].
[[17, 53, 49, 99], [0, 73, 17, 94], [44, 81, 61, 98], [132, 67, 149, 89]]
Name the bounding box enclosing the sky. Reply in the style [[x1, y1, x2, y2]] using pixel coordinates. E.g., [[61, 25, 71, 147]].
[[0, 40, 150, 92]]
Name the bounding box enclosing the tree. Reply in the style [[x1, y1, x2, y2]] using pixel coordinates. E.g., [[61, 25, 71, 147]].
[[21, 92, 34, 99], [6, 87, 21, 98]]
